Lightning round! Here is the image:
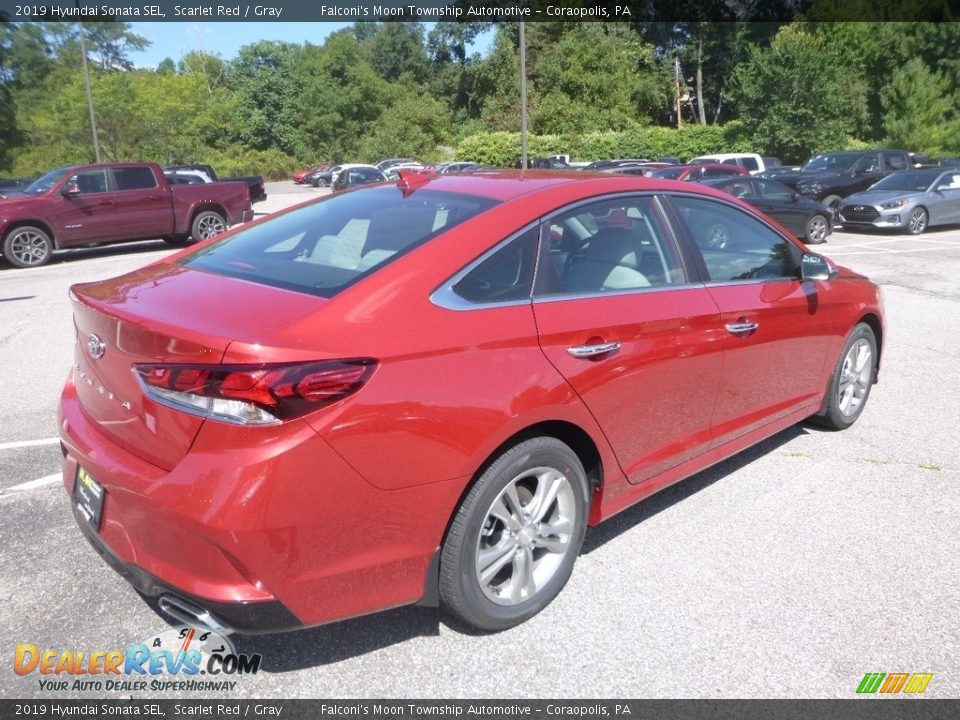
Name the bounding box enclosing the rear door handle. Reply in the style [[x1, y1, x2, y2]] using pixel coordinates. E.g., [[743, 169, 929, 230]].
[[96, 199, 112, 206], [725, 321, 759, 335], [567, 341, 621, 358]]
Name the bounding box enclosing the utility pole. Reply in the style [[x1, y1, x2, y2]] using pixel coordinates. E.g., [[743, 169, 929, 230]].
[[675, 57, 683, 129], [519, 22, 528, 170], [78, 21, 101, 163]]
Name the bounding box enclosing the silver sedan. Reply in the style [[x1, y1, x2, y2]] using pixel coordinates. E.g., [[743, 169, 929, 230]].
[[838, 169, 960, 234]]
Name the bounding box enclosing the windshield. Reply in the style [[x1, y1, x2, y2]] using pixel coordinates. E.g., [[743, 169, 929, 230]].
[[802, 153, 859, 173], [650, 167, 686, 179], [182, 187, 498, 298], [868, 170, 940, 192], [22, 167, 71, 195]]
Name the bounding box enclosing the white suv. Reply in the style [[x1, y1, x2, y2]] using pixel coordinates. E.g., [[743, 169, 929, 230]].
[[689, 153, 772, 175]]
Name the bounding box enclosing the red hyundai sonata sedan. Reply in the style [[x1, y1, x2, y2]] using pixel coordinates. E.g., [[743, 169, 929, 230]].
[[59, 171, 884, 633]]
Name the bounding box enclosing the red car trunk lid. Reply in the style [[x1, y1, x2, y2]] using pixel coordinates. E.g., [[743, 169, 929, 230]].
[[69, 262, 328, 469]]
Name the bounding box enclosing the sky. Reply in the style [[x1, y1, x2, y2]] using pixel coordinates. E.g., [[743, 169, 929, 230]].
[[128, 22, 493, 68]]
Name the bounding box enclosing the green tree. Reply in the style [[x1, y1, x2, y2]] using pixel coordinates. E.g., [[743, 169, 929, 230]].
[[881, 58, 960, 155], [296, 31, 393, 161], [729, 26, 867, 163], [531, 24, 668, 134], [226, 40, 307, 157], [358, 22, 430, 84]]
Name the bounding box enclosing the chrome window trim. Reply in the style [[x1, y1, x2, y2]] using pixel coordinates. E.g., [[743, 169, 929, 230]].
[[429, 220, 540, 312], [531, 281, 706, 305]]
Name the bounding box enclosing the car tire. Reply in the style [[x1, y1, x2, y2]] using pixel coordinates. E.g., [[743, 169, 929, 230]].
[[3, 225, 53, 268], [190, 210, 227, 242], [805, 214, 830, 244], [810, 322, 877, 431], [906, 206, 928, 235], [439, 436, 589, 632]]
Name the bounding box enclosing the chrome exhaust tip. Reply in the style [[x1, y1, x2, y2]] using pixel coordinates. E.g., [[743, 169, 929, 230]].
[[158, 595, 233, 635]]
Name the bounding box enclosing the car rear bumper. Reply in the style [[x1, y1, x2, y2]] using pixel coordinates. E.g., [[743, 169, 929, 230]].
[[58, 370, 458, 631]]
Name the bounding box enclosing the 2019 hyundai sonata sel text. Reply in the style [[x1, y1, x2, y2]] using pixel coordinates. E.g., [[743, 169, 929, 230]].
[[59, 171, 884, 633]]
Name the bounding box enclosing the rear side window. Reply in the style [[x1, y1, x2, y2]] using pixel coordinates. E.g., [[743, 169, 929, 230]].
[[537, 196, 685, 295], [452, 226, 539, 303], [883, 152, 908, 171], [182, 187, 497, 298], [114, 167, 157, 191]]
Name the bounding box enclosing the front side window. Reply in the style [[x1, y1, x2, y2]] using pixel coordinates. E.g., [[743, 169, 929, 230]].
[[741, 157, 760, 172], [537, 197, 685, 295], [182, 187, 497, 298], [670, 196, 800, 283], [69, 170, 109, 194]]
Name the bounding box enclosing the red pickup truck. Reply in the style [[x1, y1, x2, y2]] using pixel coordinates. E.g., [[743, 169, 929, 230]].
[[0, 162, 253, 268]]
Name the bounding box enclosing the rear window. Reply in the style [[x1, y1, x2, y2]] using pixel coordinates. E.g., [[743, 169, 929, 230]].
[[181, 187, 498, 298]]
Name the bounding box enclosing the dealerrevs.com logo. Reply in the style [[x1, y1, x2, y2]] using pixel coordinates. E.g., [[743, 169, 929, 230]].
[[14, 627, 261, 693], [856, 673, 933, 694]]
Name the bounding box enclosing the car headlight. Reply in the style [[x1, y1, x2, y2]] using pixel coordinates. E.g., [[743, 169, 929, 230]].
[[880, 200, 905, 209]]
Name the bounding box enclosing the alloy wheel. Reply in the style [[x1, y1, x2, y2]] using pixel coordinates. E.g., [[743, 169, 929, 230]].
[[8, 229, 50, 266], [475, 466, 577, 606], [838, 338, 873, 417]]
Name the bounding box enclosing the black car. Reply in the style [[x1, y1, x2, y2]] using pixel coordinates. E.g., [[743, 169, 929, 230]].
[[701, 176, 832, 244], [771, 150, 910, 215], [331, 165, 387, 192], [307, 165, 340, 187]]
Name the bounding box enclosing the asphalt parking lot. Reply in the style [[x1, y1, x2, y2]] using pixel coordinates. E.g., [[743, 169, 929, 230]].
[[1, 181, 958, 699]]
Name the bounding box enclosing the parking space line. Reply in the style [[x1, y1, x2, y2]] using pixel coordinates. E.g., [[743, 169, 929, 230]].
[[6, 473, 61, 492], [0, 473, 62, 499], [0, 437, 61, 451]]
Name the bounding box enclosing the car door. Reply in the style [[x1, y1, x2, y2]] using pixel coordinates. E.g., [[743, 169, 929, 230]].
[[665, 194, 833, 447], [54, 168, 118, 247], [850, 153, 883, 194], [931, 172, 960, 224], [532, 195, 724, 484], [110, 166, 172, 240], [753, 178, 807, 236]]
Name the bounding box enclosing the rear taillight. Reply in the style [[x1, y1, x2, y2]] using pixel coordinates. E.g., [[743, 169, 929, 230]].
[[134, 359, 376, 425]]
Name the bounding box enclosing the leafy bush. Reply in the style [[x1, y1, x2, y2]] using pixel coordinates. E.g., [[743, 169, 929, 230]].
[[456, 123, 752, 166], [201, 147, 301, 180]]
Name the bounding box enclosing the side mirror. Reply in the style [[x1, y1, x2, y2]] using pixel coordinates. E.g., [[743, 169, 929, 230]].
[[62, 180, 81, 197], [791, 191, 801, 202], [801, 252, 837, 281]]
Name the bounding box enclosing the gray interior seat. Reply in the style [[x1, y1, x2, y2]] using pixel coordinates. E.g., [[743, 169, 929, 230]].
[[566, 228, 651, 292]]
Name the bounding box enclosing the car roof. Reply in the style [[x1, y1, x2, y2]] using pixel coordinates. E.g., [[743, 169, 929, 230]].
[[373, 169, 756, 205], [691, 153, 760, 160]]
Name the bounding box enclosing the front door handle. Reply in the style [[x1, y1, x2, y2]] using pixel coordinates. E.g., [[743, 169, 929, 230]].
[[96, 199, 112, 206], [567, 341, 621, 358], [725, 321, 759, 335]]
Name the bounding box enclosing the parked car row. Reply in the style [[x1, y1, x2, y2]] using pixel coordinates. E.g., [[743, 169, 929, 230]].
[[293, 159, 485, 188]]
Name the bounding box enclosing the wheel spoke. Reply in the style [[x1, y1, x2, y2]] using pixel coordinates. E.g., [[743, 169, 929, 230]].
[[478, 539, 517, 584], [530, 470, 563, 523], [508, 547, 535, 603], [488, 490, 522, 532]]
